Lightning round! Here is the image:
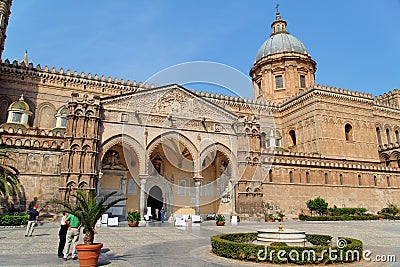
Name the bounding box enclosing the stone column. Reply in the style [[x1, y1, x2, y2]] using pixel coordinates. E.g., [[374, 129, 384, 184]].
[[97, 170, 103, 197], [139, 176, 147, 217], [230, 180, 236, 214], [193, 175, 203, 215]]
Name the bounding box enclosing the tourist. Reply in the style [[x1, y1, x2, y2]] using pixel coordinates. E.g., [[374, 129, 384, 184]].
[[160, 207, 165, 223], [63, 213, 81, 261], [25, 205, 39, 237], [57, 212, 68, 258], [155, 208, 159, 220]]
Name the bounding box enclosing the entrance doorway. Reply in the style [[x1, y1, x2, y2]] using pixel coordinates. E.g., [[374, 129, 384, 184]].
[[147, 186, 163, 220]]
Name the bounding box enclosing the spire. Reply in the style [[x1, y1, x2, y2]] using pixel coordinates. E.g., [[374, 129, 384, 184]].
[[270, 5, 288, 36], [19, 49, 28, 66]]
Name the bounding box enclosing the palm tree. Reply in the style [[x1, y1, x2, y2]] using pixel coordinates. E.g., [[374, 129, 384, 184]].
[[52, 189, 126, 245], [0, 143, 20, 212]]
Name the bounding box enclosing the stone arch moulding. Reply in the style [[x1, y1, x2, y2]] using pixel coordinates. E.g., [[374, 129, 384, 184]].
[[35, 102, 57, 128], [146, 131, 199, 161], [200, 142, 238, 181], [99, 134, 146, 175]]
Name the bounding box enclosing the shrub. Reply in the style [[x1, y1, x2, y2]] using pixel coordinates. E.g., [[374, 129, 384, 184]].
[[270, 242, 287, 246], [306, 234, 332, 246], [0, 214, 28, 226], [306, 197, 328, 215], [328, 207, 367, 216], [127, 209, 140, 223], [379, 204, 399, 216], [211, 233, 363, 264], [216, 214, 225, 222], [299, 214, 380, 221]]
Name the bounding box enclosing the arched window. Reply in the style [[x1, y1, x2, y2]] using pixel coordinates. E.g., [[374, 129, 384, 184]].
[[324, 173, 328, 184], [345, 124, 353, 141], [275, 75, 284, 89], [358, 175, 362, 186], [289, 171, 293, 183], [269, 169, 273, 183], [299, 75, 306, 89], [339, 174, 343, 185], [374, 175, 377, 186], [306, 172, 310, 183], [376, 127, 382, 145], [395, 130, 400, 144], [387, 176, 391, 187], [289, 130, 296, 146], [55, 106, 68, 129], [386, 128, 391, 144]]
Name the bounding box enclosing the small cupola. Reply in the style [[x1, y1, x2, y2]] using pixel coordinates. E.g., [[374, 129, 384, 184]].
[[7, 95, 32, 126], [270, 8, 288, 35]]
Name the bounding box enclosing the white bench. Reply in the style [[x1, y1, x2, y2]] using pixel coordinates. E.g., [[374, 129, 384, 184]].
[[107, 217, 119, 226]]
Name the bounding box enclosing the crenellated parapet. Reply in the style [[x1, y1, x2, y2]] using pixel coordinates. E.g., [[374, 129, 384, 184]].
[[373, 89, 400, 111], [0, 130, 65, 150], [0, 59, 157, 96]]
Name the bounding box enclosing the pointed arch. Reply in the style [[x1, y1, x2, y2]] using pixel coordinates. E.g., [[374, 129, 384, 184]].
[[100, 134, 146, 175]]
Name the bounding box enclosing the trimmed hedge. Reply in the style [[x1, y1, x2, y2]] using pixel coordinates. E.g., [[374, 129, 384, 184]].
[[211, 233, 363, 264], [328, 208, 366, 216], [299, 214, 380, 221], [306, 234, 332, 246], [0, 214, 28, 226]]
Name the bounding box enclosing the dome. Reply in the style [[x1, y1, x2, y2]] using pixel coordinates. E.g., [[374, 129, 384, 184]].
[[57, 106, 68, 115], [255, 33, 309, 62], [9, 96, 30, 111]]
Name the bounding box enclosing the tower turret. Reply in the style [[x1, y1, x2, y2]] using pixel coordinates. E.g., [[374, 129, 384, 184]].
[[0, 0, 11, 60]]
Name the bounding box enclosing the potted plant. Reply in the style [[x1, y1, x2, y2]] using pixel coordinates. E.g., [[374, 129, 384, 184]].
[[52, 189, 126, 267], [215, 214, 225, 226], [127, 209, 140, 227], [277, 211, 285, 222], [265, 213, 274, 222]]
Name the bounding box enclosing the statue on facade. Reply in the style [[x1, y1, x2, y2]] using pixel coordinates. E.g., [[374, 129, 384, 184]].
[[102, 150, 126, 170]]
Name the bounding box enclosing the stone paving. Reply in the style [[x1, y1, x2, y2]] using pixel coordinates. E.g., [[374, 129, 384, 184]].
[[0, 220, 399, 266]]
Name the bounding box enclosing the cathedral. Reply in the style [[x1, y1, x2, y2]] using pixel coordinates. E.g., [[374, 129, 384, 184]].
[[0, 0, 399, 219]]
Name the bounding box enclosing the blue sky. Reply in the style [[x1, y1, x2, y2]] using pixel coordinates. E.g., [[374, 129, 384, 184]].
[[3, 0, 400, 99]]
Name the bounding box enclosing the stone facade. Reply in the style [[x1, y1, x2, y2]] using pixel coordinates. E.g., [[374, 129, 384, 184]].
[[0, 2, 399, 218]]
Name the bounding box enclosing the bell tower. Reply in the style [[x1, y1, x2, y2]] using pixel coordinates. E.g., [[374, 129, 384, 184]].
[[0, 0, 12, 60], [250, 9, 316, 102]]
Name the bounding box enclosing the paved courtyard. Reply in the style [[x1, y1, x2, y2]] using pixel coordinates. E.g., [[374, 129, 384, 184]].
[[0, 220, 399, 266]]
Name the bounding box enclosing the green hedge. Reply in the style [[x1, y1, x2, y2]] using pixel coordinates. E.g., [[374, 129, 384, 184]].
[[211, 233, 363, 264], [0, 214, 28, 226], [328, 208, 366, 216], [306, 234, 332, 246], [380, 213, 400, 220], [299, 214, 380, 221]]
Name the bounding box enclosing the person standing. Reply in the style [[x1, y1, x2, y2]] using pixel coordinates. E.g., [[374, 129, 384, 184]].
[[155, 208, 159, 220], [160, 207, 166, 223], [63, 213, 81, 261], [57, 212, 68, 258], [25, 205, 39, 237]]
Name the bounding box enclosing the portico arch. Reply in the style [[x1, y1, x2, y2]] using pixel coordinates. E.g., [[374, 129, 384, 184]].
[[100, 134, 146, 175]]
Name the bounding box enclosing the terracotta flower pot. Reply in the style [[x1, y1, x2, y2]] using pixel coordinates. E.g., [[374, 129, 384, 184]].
[[216, 221, 225, 226], [128, 222, 139, 227], [76, 242, 103, 267]]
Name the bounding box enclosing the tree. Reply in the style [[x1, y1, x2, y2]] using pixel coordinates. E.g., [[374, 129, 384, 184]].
[[52, 189, 126, 245], [306, 197, 328, 216], [0, 143, 21, 213]]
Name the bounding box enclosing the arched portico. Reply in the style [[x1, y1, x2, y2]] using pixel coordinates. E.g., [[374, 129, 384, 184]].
[[200, 143, 238, 214]]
